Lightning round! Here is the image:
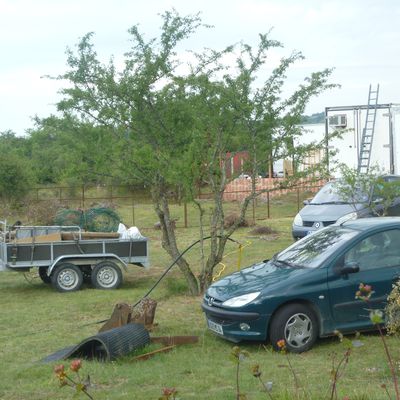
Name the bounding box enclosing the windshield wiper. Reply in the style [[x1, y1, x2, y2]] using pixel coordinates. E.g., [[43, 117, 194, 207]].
[[273, 258, 304, 269], [318, 201, 349, 205]]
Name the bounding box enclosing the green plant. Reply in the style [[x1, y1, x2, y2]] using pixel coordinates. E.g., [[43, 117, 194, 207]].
[[385, 281, 400, 335], [251, 364, 274, 399], [54, 359, 94, 399], [276, 339, 302, 399], [328, 332, 352, 400], [248, 226, 277, 236], [356, 283, 400, 400], [231, 346, 250, 400], [159, 387, 178, 400]]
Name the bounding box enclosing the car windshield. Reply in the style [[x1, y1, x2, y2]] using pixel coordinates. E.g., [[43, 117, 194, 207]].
[[275, 226, 358, 269], [310, 181, 369, 205]]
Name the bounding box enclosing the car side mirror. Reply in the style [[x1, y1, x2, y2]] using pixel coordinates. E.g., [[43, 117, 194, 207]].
[[303, 199, 311, 205], [341, 262, 360, 275]]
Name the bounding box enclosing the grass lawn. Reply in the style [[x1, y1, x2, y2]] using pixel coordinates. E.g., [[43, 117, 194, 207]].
[[0, 199, 399, 399]]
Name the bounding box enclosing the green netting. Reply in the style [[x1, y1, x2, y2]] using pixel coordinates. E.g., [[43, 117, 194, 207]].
[[54, 207, 121, 232]]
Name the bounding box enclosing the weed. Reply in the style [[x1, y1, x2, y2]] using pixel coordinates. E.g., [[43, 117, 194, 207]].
[[248, 226, 277, 236], [231, 346, 250, 399], [224, 213, 252, 228], [159, 387, 178, 400], [54, 359, 94, 399], [356, 283, 400, 400]]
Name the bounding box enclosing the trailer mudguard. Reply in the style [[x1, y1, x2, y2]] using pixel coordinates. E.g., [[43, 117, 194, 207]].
[[48, 253, 128, 275]]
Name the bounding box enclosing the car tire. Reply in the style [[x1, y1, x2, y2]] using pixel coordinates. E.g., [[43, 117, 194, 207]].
[[269, 303, 318, 353], [91, 261, 122, 290]]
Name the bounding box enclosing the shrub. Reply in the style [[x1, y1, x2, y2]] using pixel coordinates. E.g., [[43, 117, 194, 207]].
[[385, 281, 400, 335], [248, 225, 277, 235], [24, 199, 64, 225], [224, 213, 251, 229]]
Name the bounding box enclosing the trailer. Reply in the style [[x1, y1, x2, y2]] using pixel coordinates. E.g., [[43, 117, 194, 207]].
[[0, 221, 149, 292]]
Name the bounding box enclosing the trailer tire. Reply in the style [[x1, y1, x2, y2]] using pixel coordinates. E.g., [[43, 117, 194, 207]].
[[51, 263, 83, 292], [38, 267, 51, 284], [91, 261, 122, 290]]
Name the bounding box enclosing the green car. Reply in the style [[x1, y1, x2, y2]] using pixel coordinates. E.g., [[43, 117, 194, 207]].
[[202, 217, 400, 352]]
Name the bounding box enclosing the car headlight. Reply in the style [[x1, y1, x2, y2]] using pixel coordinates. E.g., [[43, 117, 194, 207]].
[[222, 292, 261, 308], [293, 213, 303, 226], [336, 212, 358, 225]]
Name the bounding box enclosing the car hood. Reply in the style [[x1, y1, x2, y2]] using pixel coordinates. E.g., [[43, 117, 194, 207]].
[[207, 261, 308, 301], [299, 203, 367, 221]]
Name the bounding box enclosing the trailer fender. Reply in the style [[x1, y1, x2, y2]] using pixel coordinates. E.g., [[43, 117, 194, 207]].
[[48, 253, 128, 275]]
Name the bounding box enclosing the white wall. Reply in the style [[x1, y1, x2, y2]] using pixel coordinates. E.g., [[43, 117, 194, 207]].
[[327, 108, 392, 174], [298, 106, 399, 177]]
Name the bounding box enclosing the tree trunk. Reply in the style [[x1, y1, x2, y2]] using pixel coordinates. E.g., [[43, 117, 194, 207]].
[[151, 179, 199, 295], [198, 150, 228, 292]]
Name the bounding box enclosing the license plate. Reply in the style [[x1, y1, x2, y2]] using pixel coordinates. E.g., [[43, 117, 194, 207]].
[[207, 319, 223, 335]]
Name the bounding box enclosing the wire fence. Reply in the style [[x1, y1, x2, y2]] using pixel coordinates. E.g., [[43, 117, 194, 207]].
[[26, 181, 325, 229]]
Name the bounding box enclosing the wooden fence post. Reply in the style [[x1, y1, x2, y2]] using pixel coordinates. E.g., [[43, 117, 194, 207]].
[[82, 185, 85, 209], [184, 202, 188, 228], [297, 187, 300, 213], [132, 198, 135, 226]]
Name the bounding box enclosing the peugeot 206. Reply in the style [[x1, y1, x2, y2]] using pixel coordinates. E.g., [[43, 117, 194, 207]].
[[203, 217, 400, 352]]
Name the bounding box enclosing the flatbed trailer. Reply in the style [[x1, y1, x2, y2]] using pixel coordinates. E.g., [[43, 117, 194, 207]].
[[0, 221, 149, 292]]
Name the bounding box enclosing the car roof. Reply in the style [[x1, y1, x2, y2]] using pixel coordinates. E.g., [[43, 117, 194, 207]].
[[342, 217, 400, 231], [381, 174, 400, 182]]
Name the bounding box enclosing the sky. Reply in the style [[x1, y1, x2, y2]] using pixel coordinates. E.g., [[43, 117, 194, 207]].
[[1, 0, 400, 136]]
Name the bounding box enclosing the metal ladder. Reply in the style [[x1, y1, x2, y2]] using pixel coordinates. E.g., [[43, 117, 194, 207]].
[[357, 84, 379, 173]]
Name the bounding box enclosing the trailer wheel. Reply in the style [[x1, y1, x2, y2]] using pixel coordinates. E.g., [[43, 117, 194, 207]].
[[38, 267, 51, 284], [91, 261, 122, 290], [51, 263, 83, 292]]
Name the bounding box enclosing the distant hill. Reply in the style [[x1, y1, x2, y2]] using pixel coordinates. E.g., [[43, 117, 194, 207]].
[[301, 112, 325, 124]]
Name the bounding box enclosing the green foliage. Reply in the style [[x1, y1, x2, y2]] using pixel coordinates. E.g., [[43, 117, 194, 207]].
[[51, 10, 336, 192], [335, 164, 376, 206], [27, 116, 119, 185], [356, 283, 400, 400], [385, 281, 400, 335], [336, 164, 400, 216], [0, 152, 33, 201], [372, 176, 400, 216], [46, 9, 337, 293]]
